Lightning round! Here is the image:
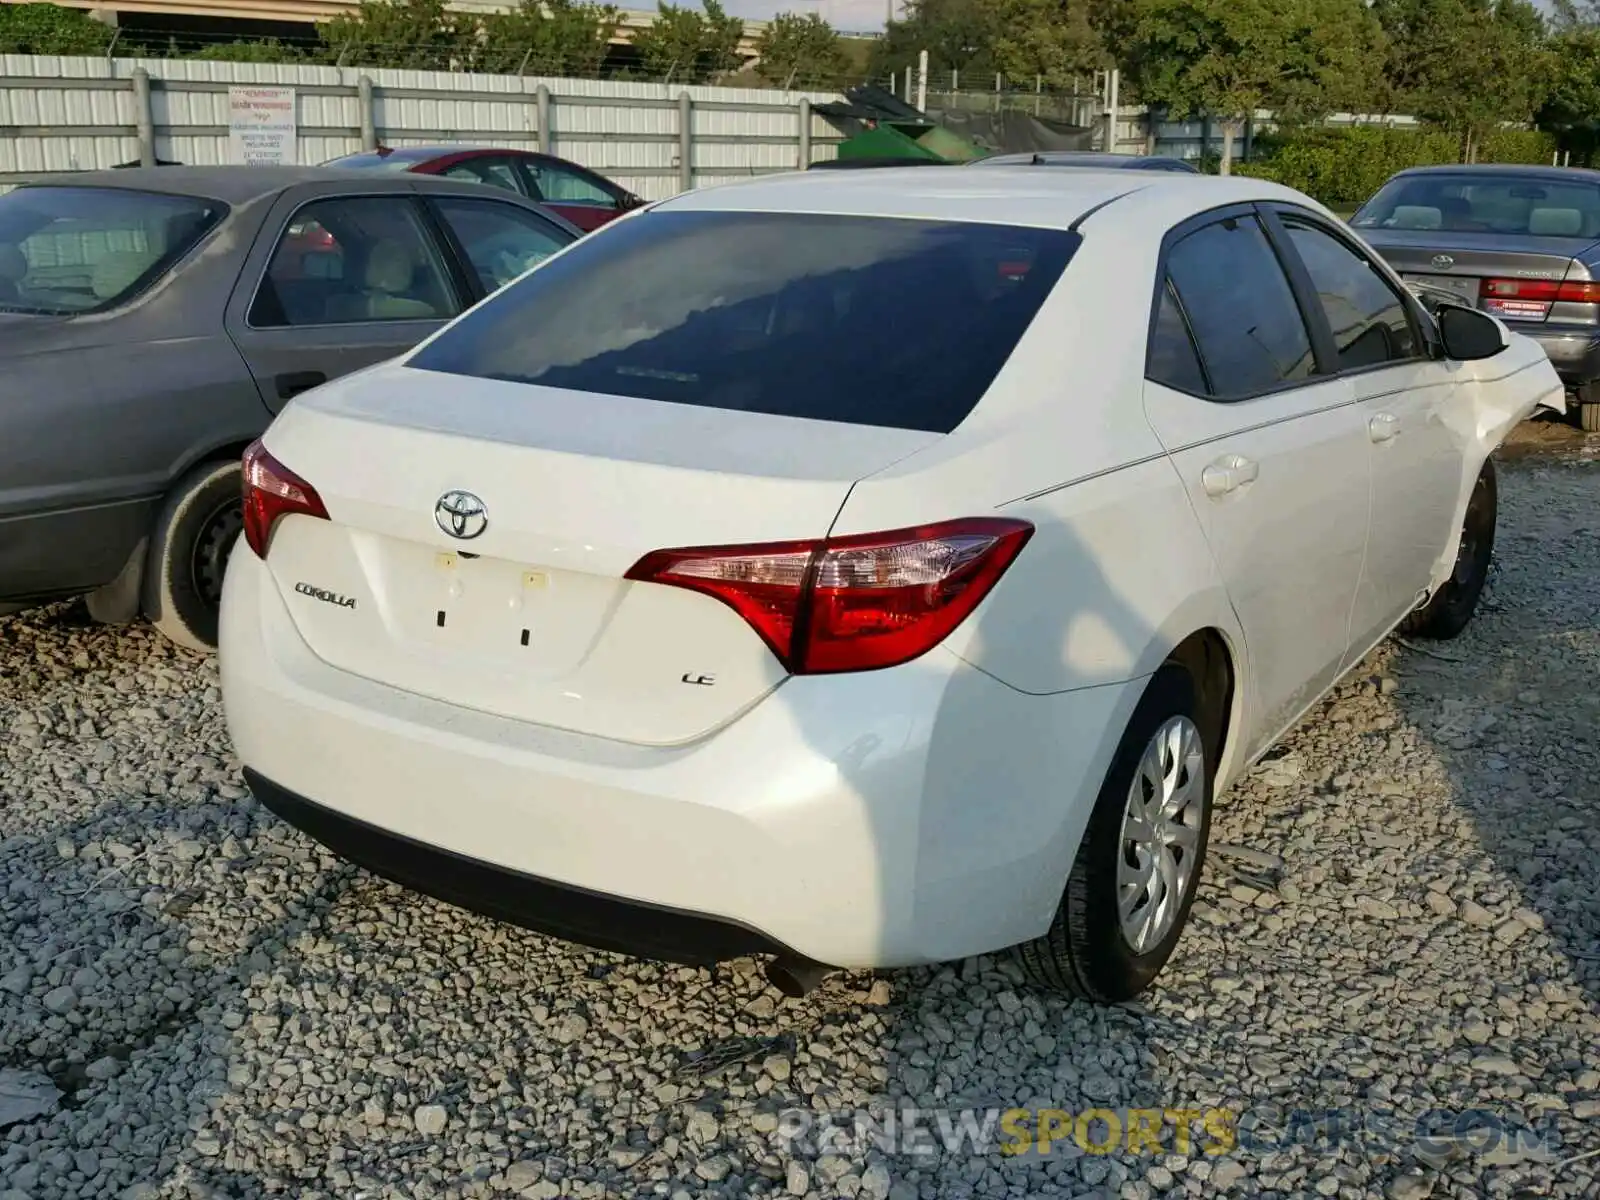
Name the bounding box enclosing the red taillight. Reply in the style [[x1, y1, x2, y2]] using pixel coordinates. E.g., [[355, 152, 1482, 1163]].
[[626, 517, 1034, 674], [1481, 277, 1600, 307], [241, 439, 329, 558]]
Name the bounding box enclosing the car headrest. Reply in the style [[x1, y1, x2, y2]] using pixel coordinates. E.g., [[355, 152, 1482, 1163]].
[[0, 244, 26, 282], [91, 250, 158, 300], [1391, 205, 1442, 230], [364, 240, 415, 293], [1528, 207, 1583, 237]]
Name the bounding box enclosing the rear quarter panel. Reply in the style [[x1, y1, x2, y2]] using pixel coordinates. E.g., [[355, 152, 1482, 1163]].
[[828, 188, 1252, 784]]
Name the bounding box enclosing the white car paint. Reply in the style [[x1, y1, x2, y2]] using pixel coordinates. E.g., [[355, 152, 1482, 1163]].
[[219, 167, 1562, 976]]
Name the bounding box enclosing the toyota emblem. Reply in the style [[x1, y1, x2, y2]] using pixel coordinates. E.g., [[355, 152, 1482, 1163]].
[[1431, 254, 1455, 270], [434, 490, 488, 540]]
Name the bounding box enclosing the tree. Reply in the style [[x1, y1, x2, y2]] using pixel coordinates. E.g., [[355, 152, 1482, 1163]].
[[318, 0, 468, 70], [0, 3, 114, 55], [630, 0, 744, 83], [189, 39, 308, 63], [1540, 24, 1600, 162], [1128, 0, 1386, 173], [989, 0, 1108, 90], [1374, 0, 1549, 160], [472, 0, 620, 76], [754, 12, 848, 88], [869, 0, 1001, 83]]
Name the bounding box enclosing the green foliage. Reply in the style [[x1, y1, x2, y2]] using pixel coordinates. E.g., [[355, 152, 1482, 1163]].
[[471, 0, 619, 76], [989, 0, 1108, 89], [1127, 0, 1386, 170], [870, 0, 1000, 81], [630, 0, 743, 83], [1235, 124, 1556, 205], [0, 3, 114, 55], [318, 0, 468, 69], [1373, 0, 1549, 149], [754, 12, 847, 87], [188, 39, 307, 63]]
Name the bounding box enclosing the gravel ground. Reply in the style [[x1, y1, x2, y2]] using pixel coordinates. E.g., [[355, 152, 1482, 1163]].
[[2, 447, 1599, 1200]]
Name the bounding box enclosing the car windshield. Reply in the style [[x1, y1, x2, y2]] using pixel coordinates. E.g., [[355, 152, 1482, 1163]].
[[0, 186, 224, 315], [408, 209, 1078, 433], [1352, 173, 1600, 239]]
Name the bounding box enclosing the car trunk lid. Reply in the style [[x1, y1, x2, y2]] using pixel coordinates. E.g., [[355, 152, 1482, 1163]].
[[1361, 229, 1600, 324], [253, 363, 940, 745]]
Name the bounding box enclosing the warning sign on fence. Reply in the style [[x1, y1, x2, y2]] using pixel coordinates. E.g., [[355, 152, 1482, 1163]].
[[228, 86, 298, 166]]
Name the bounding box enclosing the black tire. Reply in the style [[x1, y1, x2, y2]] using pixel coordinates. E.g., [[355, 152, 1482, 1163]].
[[141, 458, 245, 653], [1014, 663, 1212, 1002], [1398, 456, 1496, 641]]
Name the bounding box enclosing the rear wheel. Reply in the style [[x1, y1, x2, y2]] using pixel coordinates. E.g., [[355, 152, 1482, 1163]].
[[1398, 456, 1496, 641], [142, 459, 245, 653], [1014, 664, 1212, 1002]]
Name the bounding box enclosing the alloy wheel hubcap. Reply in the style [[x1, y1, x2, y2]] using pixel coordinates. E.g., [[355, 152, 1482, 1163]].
[[1117, 714, 1205, 955]]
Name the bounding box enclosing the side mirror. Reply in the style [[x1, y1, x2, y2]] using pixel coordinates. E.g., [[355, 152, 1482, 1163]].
[[1437, 304, 1507, 361]]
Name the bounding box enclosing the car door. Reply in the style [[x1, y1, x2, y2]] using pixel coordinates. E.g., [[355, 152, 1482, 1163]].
[[226, 187, 467, 413], [516, 155, 628, 232], [422, 193, 576, 296], [1141, 207, 1370, 758], [1267, 206, 1463, 658]]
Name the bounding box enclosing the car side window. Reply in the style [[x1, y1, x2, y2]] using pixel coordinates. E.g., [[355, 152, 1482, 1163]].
[[441, 157, 526, 196], [1280, 216, 1421, 370], [250, 196, 459, 328], [526, 160, 617, 208], [1165, 215, 1317, 400], [1147, 280, 1209, 394], [431, 198, 572, 293]]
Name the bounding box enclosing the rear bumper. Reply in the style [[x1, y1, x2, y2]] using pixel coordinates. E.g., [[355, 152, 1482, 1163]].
[[1521, 323, 1600, 386], [219, 550, 1138, 969], [244, 768, 800, 965]]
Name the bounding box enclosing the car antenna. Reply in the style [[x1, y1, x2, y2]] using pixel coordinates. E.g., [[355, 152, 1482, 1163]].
[[1031, 152, 1044, 165]]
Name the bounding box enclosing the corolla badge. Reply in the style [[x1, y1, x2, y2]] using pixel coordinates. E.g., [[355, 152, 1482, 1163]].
[[1431, 254, 1455, 270], [434, 490, 488, 540]]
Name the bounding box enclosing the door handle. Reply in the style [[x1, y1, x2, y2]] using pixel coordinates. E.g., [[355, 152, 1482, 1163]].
[[1369, 412, 1400, 442], [1201, 454, 1259, 498], [275, 371, 326, 400]]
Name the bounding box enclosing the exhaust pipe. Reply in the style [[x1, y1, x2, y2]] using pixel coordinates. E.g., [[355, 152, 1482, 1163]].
[[764, 956, 831, 999]]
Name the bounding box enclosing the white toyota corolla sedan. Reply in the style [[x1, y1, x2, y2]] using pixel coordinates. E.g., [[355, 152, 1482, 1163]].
[[219, 167, 1563, 1003]]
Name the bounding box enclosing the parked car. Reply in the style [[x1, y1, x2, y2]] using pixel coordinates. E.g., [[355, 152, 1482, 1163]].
[[972, 150, 1201, 173], [808, 156, 955, 169], [0, 166, 580, 648], [221, 167, 1561, 1004], [325, 146, 643, 232], [1350, 163, 1600, 431]]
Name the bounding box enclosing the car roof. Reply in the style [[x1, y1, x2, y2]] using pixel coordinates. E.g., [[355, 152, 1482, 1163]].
[[12, 164, 554, 208], [339, 145, 535, 162], [14, 164, 423, 204], [655, 166, 1301, 231]]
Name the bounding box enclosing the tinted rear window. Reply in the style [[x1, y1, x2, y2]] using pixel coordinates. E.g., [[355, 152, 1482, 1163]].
[[0, 185, 224, 315], [1352, 173, 1600, 238], [408, 209, 1078, 433]]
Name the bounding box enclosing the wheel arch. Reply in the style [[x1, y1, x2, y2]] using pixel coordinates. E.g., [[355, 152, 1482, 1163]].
[[1164, 627, 1239, 790]]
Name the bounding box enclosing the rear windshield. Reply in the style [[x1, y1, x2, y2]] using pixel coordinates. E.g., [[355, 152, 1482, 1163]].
[[408, 209, 1078, 433], [328, 153, 419, 171], [0, 186, 224, 315], [1352, 173, 1600, 239]]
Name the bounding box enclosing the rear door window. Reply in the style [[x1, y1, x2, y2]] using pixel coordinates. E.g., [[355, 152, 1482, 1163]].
[[408, 209, 1079, 433], [249, 195, 460, 327], [523, 159, 618, 209], [430, 197, 573, 293], [1164, 216, 1317, 400], [440, 156, 527, 196]]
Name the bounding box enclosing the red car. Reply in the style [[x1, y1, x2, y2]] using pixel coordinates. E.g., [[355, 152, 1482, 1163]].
[[326, 145, 643, 232]]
